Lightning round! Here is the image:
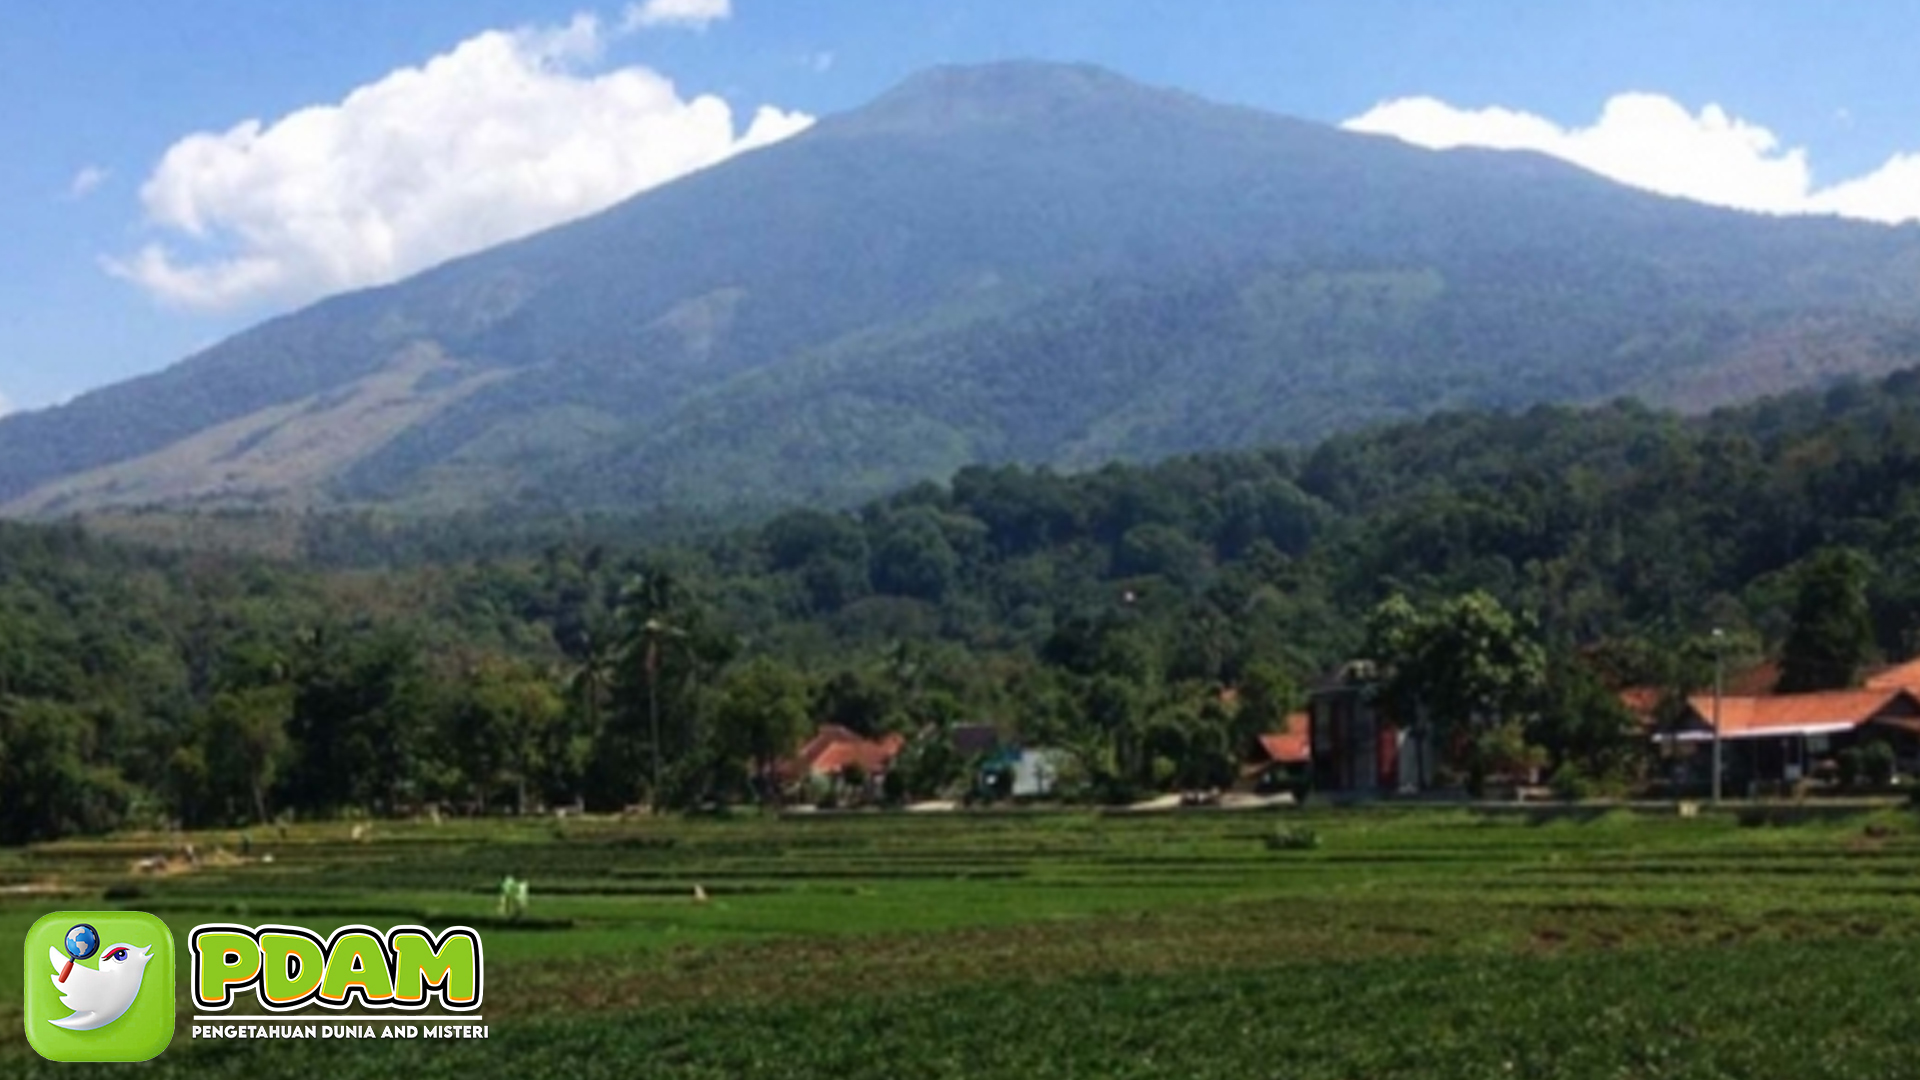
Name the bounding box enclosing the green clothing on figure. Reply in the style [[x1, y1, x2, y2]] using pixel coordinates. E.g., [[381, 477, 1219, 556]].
[[498, 875, 530, 917]]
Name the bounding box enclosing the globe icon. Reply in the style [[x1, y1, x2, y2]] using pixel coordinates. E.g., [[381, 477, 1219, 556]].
[[64, 923, 100, 961]]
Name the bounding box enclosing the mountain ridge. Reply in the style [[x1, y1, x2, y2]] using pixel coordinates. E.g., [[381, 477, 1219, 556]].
[[5, 60, 1920, 516]]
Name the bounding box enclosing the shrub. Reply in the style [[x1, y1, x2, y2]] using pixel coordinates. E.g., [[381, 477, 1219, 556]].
[[800, 775, 832, 807], [1549, 767, 1594, 802], [1466, 760, 1488, 800], [840, 763, 867, 792], [1263, 825, 1321, 851], [1090, 774, 1148, 806], [1838, 747, 1865, 788], [1549, 763, 1633, 801], [1861, 740, 1896, 787]]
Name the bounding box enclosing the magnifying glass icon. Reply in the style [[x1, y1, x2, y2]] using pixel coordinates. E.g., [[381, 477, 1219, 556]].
[[58, 923, 100, 984]]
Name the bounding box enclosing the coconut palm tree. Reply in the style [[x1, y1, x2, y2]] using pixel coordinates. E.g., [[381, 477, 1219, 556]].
[[619, 569, 691, 810]]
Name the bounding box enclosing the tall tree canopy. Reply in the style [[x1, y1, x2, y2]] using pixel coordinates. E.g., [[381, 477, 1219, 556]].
[[1776, 548, 1877, 693]]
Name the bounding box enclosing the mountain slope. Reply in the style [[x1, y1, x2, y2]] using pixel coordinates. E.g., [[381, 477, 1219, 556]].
[[6, 61, 1920, 515]]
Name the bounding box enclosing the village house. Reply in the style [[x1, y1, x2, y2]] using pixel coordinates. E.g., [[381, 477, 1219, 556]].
[[1865, 657, 1920, 692], [976, 746, 1071, 799], [1243, 711, 1311, 794], [1658, 688, 1920, 788], [1308, 662, 1437, 796], [1632, 655, 1920, 789], [781, 724, 905, 794]]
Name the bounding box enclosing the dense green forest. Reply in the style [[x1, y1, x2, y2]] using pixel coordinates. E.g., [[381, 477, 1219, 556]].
[[8, 370, 1920, 841]]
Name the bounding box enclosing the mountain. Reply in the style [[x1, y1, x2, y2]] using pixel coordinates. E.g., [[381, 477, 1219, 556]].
[[6, 61, 1920, 516]]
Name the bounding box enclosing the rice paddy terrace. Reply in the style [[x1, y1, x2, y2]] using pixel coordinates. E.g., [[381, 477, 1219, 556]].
[[5, 805, 1919, 1078]]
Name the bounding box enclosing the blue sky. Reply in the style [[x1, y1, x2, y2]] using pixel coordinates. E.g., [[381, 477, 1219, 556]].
[[4, 0, 1919, 414]]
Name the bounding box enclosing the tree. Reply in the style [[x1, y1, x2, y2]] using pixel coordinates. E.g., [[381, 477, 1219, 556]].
[[812, 668, 898, 737], [454, 659, 566, 814], [612, 566, 731, 808], [709, 658, 811, 802], [763, 509, 870, 612], [1529, 652, 1638, 783], [893, 728, 965, 800], [1147, 692, 1237, 791], [1463, 719, 1546, 795], [1366, 591, 1547, 751], [1776, 547, 1876, 692], [285, 625, 433, 815], [1083, 674, 1144, 786], [1116, 524, 1210, 589], [1232, 661, 1297, 753], [563, 618, 619, 749], [199, 685, 293, 824], [0, 698, 129, 843], [872, 509, 960, 601]]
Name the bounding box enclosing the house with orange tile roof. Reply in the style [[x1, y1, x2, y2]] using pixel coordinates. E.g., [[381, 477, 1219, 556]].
[[1657, 687, 1920, 786], [1244, 711, 1311, 795], [1865, 657, 1920, 691], [1621, 661, 1790, 735], [781, 724, 906, 788], [1257, 715, 1311, 768]]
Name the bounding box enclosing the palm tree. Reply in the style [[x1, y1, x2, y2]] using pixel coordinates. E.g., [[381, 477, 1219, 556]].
[[619, 569, 691, 810], [565, 619, 617, 745]]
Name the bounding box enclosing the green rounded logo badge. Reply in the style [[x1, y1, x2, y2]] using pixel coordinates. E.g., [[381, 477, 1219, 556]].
[[23, 910, 176, 1062]]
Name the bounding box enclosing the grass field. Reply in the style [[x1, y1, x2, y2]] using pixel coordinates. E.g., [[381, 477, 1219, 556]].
[[6, 804, 1920, 1078]]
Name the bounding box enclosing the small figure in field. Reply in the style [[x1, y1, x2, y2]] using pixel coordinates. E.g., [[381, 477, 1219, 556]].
[[498, 875, 530, 919]]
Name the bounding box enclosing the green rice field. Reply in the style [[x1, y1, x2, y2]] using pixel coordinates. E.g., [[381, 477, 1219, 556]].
[[6, 804, 1920, 1078]]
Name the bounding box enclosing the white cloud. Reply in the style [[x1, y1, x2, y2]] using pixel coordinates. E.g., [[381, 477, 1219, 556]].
[[1344, 93, 1920, 225], [0, 390, 11, 417], [1807, 154, 1920, 223], [109, 13, 810, 311], [622, 0, 732, 32], [68, 166, 109, 200], [809, 51, 835, 74]]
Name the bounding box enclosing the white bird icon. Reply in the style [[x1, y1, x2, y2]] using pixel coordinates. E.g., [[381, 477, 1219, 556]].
[[47, 943, 154, 1032]]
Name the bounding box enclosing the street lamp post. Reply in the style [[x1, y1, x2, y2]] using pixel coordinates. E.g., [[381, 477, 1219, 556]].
[[1711, 627, 1726, 805]]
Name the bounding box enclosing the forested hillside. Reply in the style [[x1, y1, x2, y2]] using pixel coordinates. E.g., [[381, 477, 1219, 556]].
[[9, 370, 1920, 840], [6, 62, 1920, 515]]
